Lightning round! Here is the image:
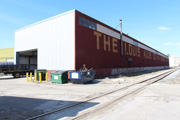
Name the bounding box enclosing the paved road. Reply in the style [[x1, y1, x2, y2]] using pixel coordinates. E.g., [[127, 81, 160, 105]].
[[1, 68, 179, 120]]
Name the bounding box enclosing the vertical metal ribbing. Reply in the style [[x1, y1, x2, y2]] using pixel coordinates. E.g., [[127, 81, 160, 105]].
[[120, 19, 123, 56]]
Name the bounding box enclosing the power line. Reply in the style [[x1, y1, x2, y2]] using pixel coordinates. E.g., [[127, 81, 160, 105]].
[[115, 23, 120, 29]]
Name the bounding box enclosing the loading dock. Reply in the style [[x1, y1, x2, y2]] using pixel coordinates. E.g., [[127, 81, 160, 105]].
[[16, 49, 37, 70]]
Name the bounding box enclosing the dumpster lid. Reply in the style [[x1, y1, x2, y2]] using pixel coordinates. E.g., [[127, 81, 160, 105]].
[[51, 70, 68, 74]]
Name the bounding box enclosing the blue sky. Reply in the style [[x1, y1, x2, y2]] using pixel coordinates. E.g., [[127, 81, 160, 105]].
[[0, 0, 180, 56]]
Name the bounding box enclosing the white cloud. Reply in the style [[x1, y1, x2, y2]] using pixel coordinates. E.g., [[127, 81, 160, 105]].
[[163, 42, 174, 46], [176, 42, 180, 46], [163, 42, 180, 46], [158, 27, 170, 30]]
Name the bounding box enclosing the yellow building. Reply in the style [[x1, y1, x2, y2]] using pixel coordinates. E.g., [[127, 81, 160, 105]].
[[0, 48, 14, 62]]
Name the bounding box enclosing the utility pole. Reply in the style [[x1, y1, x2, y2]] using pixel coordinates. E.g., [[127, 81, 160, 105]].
[[120, 19, 123, 56]]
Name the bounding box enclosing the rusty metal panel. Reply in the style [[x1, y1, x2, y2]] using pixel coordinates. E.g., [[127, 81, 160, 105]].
[[75, 10, 169, 70]]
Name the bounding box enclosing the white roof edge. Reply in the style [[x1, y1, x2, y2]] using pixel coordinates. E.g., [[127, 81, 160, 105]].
[[15, 9, 76, 32]]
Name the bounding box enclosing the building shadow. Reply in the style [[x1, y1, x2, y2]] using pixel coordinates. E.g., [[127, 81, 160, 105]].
[[0, 96, 99, 120], [0, 76, 16, 80]]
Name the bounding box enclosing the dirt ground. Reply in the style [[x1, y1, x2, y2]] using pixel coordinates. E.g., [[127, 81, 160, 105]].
[[0, 68, 180, 120]]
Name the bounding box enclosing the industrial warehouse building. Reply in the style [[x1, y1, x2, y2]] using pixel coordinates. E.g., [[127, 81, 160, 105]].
[[14, 10, 169, 77], [169, 56, 180, 68]]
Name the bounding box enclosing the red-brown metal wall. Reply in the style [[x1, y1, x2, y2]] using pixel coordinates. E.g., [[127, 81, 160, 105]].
[[75, 10, 169, 71]]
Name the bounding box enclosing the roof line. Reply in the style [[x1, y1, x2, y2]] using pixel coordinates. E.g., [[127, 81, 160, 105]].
[[15, 9, 76, 32]]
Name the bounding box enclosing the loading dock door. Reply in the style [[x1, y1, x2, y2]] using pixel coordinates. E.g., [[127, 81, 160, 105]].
[[16, 50, 37, 70]]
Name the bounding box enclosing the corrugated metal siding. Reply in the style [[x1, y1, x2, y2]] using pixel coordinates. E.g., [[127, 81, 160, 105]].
[[97, 24, 168, 58], [75, 11, 169, 70], [0, 48, 14, 62], [15, 10, 75, 70]]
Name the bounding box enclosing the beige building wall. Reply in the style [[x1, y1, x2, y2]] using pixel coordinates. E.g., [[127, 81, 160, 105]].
[[169, 56, 180, 67], [0, 48, 14, 62]]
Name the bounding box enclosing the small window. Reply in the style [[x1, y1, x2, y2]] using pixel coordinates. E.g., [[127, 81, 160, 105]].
[[79, 17, 83, 25], [87, 20, 91, 28], [133, 41, 138, 46], [79, 16, 97, 30]]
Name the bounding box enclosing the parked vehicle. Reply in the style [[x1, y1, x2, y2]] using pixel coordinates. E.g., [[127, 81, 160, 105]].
[[0, 64, 33, 78]]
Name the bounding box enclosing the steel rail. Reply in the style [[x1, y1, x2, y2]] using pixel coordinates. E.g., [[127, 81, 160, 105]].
[[71, 69, 178, 120], [26, 68, 178, 120]]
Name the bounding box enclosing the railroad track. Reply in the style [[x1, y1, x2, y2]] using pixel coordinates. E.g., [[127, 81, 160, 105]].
[[70, 68, 179, 120], [26, 68, 178, 120]]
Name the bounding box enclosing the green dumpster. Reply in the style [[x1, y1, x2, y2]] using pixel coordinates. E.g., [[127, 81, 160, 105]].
[[34, 69, 47, 81], [51, 70, 68, 84]]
